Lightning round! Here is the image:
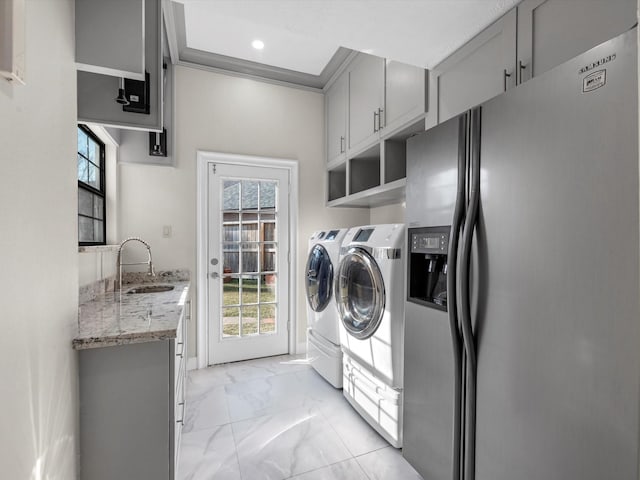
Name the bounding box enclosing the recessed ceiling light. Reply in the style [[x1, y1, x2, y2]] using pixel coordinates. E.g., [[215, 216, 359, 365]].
[[252, 39, 265, 50]]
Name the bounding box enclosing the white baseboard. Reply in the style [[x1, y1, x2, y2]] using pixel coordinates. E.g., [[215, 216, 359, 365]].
[[187, 357, 198, 371], [296, 341, 307, 354]]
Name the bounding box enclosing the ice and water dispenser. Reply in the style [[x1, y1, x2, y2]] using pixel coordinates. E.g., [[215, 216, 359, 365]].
[[407, 226, 450, 310]]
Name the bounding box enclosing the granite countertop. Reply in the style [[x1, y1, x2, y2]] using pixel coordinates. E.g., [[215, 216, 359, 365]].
[[73, 280, 190, 350]]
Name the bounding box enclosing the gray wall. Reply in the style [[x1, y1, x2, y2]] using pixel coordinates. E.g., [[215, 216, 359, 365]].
[[118, 66, 371, 359], [0, 0, 79, 477]]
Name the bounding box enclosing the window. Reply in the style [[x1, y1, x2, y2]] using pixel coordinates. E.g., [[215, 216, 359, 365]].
[[77, 125, 106, 245]]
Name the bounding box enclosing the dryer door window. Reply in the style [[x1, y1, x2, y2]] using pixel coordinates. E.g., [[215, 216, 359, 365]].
[[335, 247, 386, 339], [305, 244, 334, 312]]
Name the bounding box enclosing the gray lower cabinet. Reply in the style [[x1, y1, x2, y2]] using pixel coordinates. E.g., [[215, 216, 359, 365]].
[[431, 8, 517, 124], [516, 0, 637, 84], [79, 313, 187, 480]]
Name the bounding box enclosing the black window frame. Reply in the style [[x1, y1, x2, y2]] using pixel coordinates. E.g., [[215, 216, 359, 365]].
[[77, 124, 106, 246]]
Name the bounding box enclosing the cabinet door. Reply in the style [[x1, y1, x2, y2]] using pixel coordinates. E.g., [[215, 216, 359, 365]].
[[517, 0, 636, 83], [433, 8, 516, 124], [384, 60, 428, 134], [75, 0, 145, 80], [79, 342, 171, 480], [348, 53, 385, 154], [77, 0, 163, 131], [326, 72, 348, 165]]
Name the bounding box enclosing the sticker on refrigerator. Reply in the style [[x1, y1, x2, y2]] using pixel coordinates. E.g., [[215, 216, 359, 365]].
[[583, 70, 606, 93]]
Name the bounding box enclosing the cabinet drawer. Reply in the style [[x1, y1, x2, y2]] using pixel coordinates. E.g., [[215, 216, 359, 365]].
[[174, 342, 185, 393], [174, 370, 185, 473]]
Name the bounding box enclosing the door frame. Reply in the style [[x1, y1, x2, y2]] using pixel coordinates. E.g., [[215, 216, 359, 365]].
[[196, 150, 299, 369]]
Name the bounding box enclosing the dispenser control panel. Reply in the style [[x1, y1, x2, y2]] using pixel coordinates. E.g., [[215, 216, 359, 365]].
[[407, 226, 450, 311], [411, 231, 448, 254]]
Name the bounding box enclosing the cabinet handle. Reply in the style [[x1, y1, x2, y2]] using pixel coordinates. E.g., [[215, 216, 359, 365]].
[[340, 136, 345, 153], [185, 300, 191, 321], [503, 69, 511, 92], [518, 60, 527, 84], [176, 342, 184, 358], [378, 108, 384, 130], [176, 402, 185, 424], [373, 110, 379, 132]]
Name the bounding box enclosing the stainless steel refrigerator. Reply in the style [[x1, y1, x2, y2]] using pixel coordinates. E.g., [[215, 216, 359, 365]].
[[403, 28, 638, 480]]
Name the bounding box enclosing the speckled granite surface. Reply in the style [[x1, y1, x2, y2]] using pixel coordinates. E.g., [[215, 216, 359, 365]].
[[122, 269, 191, 285], [79, 275, 116, 305], [73, 280, 190, 350]]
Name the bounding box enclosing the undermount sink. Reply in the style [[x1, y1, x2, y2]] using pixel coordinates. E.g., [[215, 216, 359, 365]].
[[126, 285, 175, 294]]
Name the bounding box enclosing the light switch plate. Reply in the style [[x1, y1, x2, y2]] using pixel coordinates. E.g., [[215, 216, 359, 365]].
[[162, 225, 172, 238]]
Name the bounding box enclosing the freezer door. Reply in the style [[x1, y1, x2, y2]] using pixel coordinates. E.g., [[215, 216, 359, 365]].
[[404, 115, 465, 479], [403, 301, 456, 480], [406, 115, 461, 228], [475, 29, 638, 480]]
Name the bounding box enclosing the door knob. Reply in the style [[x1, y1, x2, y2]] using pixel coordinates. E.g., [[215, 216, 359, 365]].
[[210, 272, 219, 279]]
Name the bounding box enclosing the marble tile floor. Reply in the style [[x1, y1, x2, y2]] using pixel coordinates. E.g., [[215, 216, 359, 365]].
[[178, 354, 424, 480]]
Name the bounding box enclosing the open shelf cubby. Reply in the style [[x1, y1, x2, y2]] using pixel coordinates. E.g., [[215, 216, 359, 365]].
[[383, 139, 407, 184], [327, 163, 347, 202], [326, 117, 428, 208], [349, 143, 381, 195]]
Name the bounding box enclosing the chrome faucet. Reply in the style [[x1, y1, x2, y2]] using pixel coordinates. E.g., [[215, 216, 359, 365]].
[[115, 237, 156, 293]]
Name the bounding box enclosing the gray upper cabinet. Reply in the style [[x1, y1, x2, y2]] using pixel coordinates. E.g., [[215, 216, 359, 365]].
[[430, 0, 635, 124], [326, 72, 348, 165], [348, 53, 385, 155], [517, 0, 637, 84], [76, 0, 146, 81], [77, 0, 163, 132], [432, 9, 517, 124], [384, 60, 428, 135], [325, 53, 429, 207]]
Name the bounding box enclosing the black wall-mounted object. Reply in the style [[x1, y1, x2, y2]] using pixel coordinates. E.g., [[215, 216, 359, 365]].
[[149, 128, 167, 157], [123, 71, 150, 114]]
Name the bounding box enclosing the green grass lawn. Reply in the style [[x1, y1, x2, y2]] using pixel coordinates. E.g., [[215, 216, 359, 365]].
[[222, 278, 276, 336]]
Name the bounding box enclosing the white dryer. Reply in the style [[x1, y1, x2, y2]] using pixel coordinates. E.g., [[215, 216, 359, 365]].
[[335, 223, 405, 447], [305, 228, 348, 388]]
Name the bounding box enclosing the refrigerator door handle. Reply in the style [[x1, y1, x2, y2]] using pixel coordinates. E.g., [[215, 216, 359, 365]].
[[458, 107, 481, 480], [447, 112, 468, 480]]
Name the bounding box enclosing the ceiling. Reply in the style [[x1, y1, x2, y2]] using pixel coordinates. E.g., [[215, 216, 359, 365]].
[[168, 0, 521, 90]]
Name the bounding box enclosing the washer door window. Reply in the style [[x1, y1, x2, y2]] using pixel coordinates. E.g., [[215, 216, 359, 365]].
[[306, 244, 333, 312], [335, 247, 385, 339]]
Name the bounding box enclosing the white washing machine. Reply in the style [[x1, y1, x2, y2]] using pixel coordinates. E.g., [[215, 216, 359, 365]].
[[305, 228, 348, 388], [335, 223, 406, 447]]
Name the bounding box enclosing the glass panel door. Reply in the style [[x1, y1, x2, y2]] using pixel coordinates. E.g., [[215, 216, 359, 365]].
[[221, 180, 278, 337], [208, 163, 290, 364]]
